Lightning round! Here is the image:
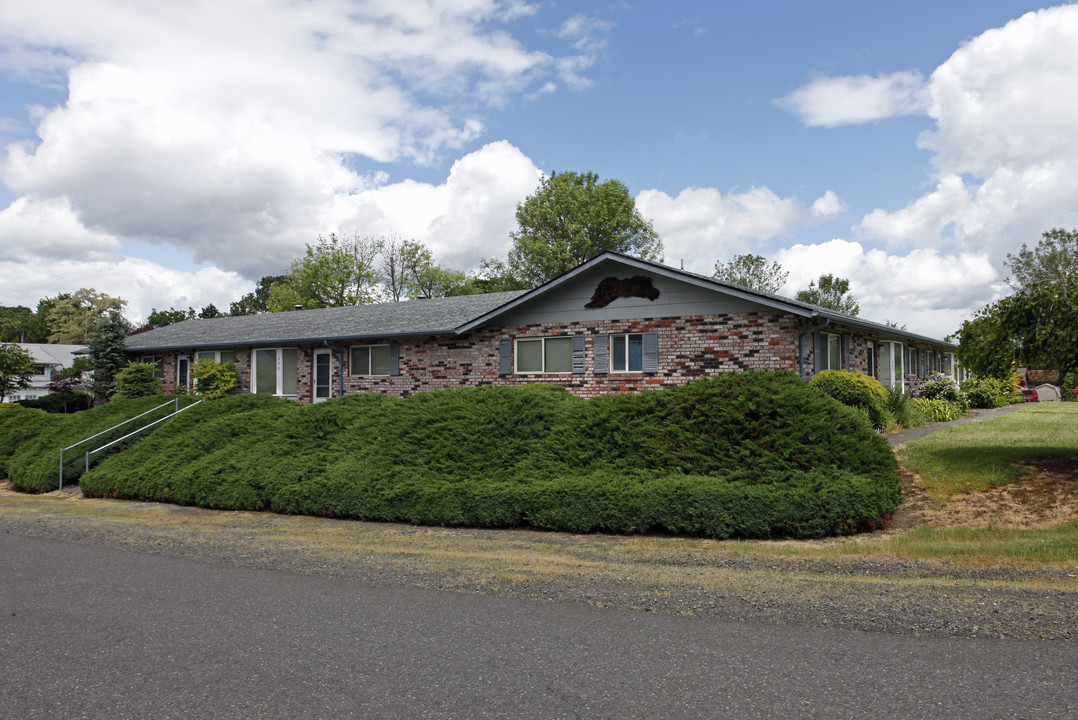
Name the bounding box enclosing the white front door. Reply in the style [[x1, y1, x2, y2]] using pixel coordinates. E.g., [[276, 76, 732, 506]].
[[313, 349, 332, 403]]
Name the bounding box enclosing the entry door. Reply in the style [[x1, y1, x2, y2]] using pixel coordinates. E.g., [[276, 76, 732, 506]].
[[177, 356, 191, 391], [313, 349, 332, 403]]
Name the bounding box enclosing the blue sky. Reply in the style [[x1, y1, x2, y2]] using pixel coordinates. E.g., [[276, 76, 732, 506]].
[[1, 1, 1075, 337]]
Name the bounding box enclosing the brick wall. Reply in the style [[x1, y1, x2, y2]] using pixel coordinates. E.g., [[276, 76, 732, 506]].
[[136, 311, 955, 402]]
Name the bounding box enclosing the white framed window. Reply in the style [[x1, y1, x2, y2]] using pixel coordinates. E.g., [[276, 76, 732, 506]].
[[610, 333, 644, 372], [252, 348, 298, 397], [194, 350, 235, 365], [350, 344, 391, 376], [878, 341, 904, 391], [515, 337, 572, 374]]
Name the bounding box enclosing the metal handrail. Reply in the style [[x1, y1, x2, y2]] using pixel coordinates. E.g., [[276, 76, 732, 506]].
[[58, 397, 181, 490], [84, 399, 204, 473]]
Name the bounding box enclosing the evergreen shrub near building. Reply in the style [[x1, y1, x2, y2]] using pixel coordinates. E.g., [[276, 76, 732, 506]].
[[69, 372, 901, 539], [4, 395, 187, 491], [809, 369, 889, 429]]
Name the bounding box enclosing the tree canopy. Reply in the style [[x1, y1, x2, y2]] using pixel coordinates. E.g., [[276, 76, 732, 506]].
[[713, 254, 789, 294], [957, 228, 1078, 378], [506, 171, 662, 287], [1005, 227, 1078, 290], [48, 289, 127, 344], [0, 342, 36, 402], [230, 275, 289, 315], [795, 274, 860, 316], [268, 233, 383, 311]]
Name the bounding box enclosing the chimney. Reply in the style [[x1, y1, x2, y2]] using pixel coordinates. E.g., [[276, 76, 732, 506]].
[[294, 304, 303, 311]]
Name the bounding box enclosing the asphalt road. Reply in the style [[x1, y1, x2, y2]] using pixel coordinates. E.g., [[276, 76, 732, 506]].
[[2, 532, 1075, 720]]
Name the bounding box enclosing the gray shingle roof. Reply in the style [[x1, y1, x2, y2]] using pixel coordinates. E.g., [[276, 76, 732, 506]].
[[125, 291, 528, 351]]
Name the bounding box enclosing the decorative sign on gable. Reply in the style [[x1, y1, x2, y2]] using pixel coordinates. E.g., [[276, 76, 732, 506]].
[[585, 276, 660, 308]]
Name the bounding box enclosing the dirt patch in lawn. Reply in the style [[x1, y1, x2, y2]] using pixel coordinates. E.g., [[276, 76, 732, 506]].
[[890, 449, 1078, 531]]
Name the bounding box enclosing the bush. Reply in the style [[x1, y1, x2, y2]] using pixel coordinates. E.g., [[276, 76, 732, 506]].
[[919, 373, 968, 412], [962, 377, 1012, 408], [70, 373, 901, 539], [912, 397, 963, 423], [16, 391, 94, 414], [114, 362, 163, 399], [809, 370, 888, 429], [0, 405, 61, 477], [191, 359, 238, 399], [4, 395, 187, 491], [884, 386, 925, 428]]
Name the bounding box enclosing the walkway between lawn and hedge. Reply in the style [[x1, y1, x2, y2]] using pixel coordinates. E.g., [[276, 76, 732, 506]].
[[885, 403, 1028, 446]]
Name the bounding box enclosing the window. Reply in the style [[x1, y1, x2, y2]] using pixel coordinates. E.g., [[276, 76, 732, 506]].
[[350, 345, 391, 376], [878, 341, 904, 391], [253, 348, 298, 397], [814, 332, 842, 371], [194, 350, 235, 366], [610, 333, 644, 372], [140, 355, 165, 380], [515, 337, 572, 373]]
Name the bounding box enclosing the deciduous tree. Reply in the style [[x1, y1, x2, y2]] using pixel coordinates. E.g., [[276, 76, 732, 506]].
[[506, 171, 662, 287], [47, 289, 127, 344], [268, 233, 383, 311], [712, 254, 789, 294], [1005, 227, 1078, 290], [795, 274, 860, 316], [0, 342, 36, 402]]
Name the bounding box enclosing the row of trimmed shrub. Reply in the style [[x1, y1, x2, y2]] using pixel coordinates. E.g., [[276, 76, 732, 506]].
[[61, 372, 901, 539], [3, 373, 901, 538], [2, 395, 198, 490]]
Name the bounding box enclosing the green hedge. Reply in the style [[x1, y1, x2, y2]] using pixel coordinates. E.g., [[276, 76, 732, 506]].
[[4, 395, 193, 491], [62, 372, 900, 539]]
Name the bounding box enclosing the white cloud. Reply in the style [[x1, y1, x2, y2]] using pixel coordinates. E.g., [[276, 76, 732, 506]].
[[0, 196, 122, 260], [635, 186, 842, 271], [849, 6, 1078, 260], [776, 239, 1004, 337], [329, 140, 543, 269], [0, 0, 580, 282], [0, 254, 250, 324], [776, 71, 929, 127]]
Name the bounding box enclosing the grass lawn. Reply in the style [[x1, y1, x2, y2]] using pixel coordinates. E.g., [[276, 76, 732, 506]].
[[902, 404, 1078, 500]]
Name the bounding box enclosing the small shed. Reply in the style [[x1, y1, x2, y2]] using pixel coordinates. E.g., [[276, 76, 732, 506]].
[[1035, 384, 1062, 402]]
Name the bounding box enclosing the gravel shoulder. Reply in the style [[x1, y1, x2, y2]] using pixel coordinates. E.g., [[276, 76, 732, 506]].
[[2, 482, 1076, 642]]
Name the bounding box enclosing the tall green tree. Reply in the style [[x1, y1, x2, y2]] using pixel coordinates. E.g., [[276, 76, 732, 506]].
[[505, 171, 662, 287], [230, 275, 288, 315], [268, 233, 382, 311], [87, 310, 131, 400], [713, 254, 789, 294], [796, 274, 860, 316], [47, 288, 127, 344], [0, 342, 37, 402], [1005, 227, 1078, 290], [147, 307, 195, 328]]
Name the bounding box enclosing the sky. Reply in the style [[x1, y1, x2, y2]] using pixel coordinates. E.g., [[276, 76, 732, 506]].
[[1, 0, 1077, 338]]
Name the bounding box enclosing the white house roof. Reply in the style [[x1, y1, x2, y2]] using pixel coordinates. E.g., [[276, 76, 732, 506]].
[[15, 344, 87, 367]]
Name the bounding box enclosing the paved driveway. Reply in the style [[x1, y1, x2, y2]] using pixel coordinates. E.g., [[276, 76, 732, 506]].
[[2, 532, 1075, 719]]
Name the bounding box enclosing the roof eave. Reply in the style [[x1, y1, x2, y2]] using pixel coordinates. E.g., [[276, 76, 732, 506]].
[[125, 328, 457, 353]]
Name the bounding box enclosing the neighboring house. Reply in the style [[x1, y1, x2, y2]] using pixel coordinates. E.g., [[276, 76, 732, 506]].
[[7, 344, 88, 401], [125, 252, 962, 403]]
